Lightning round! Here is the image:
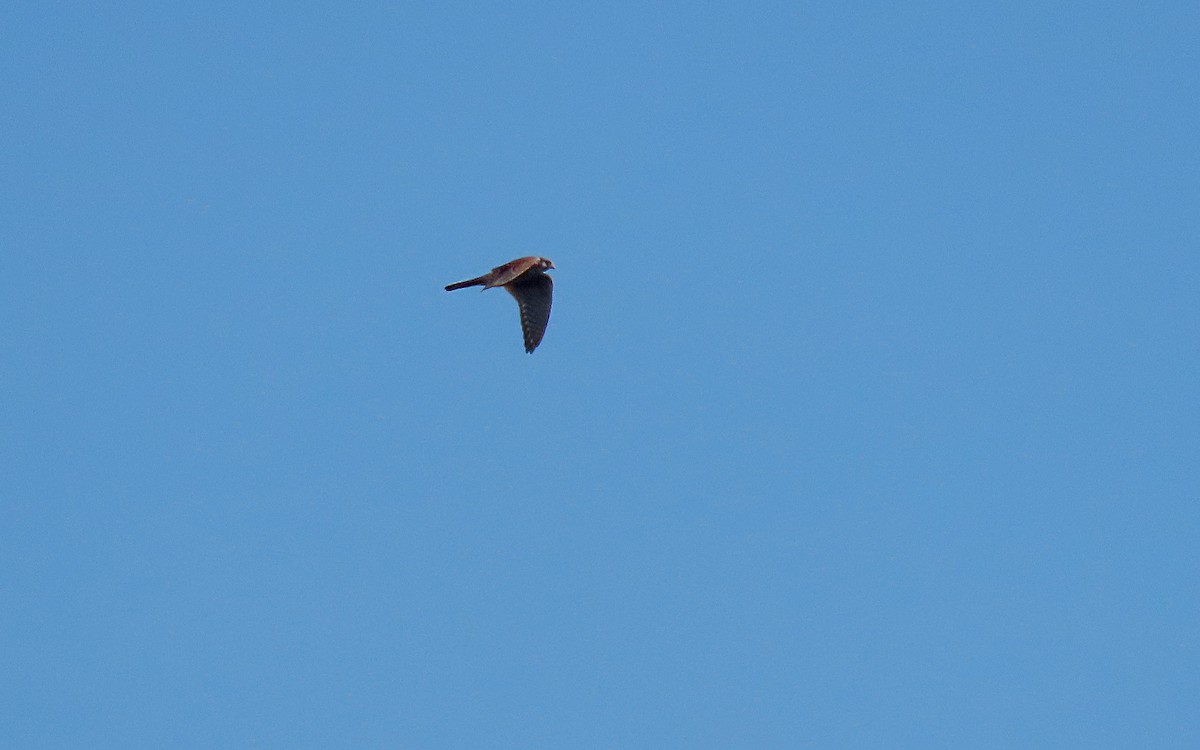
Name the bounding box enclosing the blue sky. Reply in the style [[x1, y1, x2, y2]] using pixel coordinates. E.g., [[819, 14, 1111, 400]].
[[2, 2, 1198, 747]]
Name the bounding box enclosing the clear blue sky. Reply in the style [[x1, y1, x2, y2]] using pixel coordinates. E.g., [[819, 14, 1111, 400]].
[[3, 2, 1197, 747]]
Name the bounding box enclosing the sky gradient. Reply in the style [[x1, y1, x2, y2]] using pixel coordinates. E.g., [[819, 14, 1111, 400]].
[[3, 2, 1198, 747]]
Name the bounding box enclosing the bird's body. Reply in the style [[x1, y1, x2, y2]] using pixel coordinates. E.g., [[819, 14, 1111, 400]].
[[444, 256, 555, 353]]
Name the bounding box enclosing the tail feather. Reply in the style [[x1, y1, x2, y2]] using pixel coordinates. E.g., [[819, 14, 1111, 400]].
[[445, 276, 487, 291]]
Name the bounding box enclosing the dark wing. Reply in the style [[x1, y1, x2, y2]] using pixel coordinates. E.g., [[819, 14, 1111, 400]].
[[505, 274, 553, 353]]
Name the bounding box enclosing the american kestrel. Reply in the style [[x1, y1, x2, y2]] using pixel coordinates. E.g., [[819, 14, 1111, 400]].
[[444, 256, 555, 353]]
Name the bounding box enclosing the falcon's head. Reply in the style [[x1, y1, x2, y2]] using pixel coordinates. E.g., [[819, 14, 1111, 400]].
[[536, 257, 555, 271]]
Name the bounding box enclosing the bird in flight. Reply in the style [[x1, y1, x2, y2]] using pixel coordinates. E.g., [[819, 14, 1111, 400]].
[[444, 256, 555, 353]]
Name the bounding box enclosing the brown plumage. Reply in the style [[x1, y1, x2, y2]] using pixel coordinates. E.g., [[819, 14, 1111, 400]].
[[444, 256, 555, 353]]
